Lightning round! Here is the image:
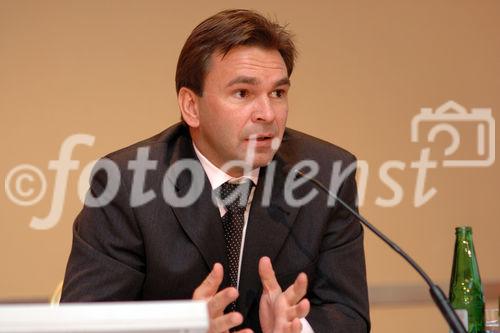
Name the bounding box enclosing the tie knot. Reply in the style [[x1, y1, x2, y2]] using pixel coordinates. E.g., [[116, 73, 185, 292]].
[[218, 180, 254, 210]]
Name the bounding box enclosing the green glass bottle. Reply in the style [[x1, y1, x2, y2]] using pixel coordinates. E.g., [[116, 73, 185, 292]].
[[449, 226, 485, 333]]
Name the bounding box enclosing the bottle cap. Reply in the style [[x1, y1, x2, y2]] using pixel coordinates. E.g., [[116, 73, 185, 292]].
[[455, 226, 472, 234]]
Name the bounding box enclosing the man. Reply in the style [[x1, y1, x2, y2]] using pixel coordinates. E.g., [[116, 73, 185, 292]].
[[61, 9, 370, 333]]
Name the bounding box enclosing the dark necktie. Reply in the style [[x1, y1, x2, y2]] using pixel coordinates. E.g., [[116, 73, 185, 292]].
[[218, 180, 254, 312]]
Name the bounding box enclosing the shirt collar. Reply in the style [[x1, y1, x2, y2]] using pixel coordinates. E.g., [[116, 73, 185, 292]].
[[193, 143, 259, 190]]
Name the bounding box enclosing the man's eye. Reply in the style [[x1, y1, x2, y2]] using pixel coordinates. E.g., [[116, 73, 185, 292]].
[[234, 89, 248, 98], [272, 89, 286, 98]]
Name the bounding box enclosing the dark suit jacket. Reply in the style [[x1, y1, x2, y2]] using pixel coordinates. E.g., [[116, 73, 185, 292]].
[[61, 123, 370, 332]]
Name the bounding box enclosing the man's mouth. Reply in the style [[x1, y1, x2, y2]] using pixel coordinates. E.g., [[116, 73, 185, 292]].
[[244, 134, 282, 151], [246, 134, 274, 141]]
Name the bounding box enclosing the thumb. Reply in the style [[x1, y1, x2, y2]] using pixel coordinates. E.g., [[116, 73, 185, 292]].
[[193, 263, 224, 300]]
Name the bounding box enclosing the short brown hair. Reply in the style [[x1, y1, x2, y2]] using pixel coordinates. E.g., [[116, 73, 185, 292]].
[[175, 9, 296, 96]]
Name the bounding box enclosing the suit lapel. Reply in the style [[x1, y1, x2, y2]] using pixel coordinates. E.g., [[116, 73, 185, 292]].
[[237, 153, 301, 319], [166, 131, 229, 281]]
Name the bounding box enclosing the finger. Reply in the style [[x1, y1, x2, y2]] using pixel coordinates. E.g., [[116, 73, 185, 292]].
[[193, 263, 224, 300], [210, 311, 244, 333], [281, 317, 302, 333], [285, 298, 310, 321], [290, 318, 302, 333], [235, 329, 253, 333], [258, 256, 281, 294], [208, 287, 239, 317], [283, 272, 308, 305]]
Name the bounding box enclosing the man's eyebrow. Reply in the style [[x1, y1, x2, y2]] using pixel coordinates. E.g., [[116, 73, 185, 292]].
[[226, 76, 258, 87], [225, 76, 291, 88], [273, 77, 291, 88]]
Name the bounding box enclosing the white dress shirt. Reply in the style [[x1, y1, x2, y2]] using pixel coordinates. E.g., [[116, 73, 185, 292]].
[[193, 144, 314, 333]]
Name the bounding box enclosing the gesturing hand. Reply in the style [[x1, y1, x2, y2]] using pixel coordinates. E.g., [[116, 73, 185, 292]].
[[258, 257, 310, 333], [193, 263, 253, 333]]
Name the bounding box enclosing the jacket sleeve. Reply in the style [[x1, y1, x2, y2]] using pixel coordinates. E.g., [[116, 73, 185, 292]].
[[306, 157, 370, 333], [61, 159, 145, 302]]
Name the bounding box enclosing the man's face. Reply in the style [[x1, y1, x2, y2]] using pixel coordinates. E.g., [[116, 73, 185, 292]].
[[190, 46, 289, 175]]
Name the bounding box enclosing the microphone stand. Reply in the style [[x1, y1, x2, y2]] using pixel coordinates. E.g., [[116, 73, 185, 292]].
[[294, 169, 467, 333]]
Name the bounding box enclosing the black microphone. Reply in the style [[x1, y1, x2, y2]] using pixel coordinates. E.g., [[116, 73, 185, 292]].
[[292, 168, 467, 333]]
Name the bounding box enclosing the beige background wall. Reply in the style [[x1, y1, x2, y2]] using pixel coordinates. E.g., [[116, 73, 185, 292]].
[[1, 1, 498, 332]]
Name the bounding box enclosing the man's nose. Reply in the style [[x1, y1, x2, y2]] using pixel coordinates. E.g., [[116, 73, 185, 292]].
[[252, 96, 276, 123]]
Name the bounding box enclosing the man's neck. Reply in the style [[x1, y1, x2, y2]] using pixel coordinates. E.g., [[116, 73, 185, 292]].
[[192, 142, 259, 190]]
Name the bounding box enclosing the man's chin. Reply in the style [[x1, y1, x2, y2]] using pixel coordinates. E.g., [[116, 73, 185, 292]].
[[246, 152, 276, 169]]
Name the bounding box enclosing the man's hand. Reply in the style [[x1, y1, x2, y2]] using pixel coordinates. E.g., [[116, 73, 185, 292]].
[[193, 263, 252, 333], [258, 257, 310, 333]]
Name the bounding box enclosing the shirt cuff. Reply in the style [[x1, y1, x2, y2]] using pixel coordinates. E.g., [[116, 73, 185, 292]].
[[300, 318, 315, 333]]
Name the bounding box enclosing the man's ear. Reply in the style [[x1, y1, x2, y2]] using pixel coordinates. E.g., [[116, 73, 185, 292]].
[[177, 87, 200, 128]]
